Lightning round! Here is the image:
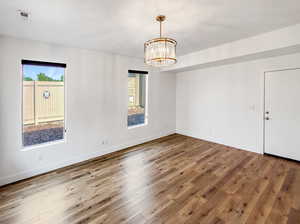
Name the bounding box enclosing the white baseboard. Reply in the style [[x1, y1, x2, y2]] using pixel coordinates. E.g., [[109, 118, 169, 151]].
[[0, 130, 175, 186]]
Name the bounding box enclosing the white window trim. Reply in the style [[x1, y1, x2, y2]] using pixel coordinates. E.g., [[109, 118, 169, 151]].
[[127, 73, 148, 129], [21, 61, 67, 150], [21, 139, 65, 152]]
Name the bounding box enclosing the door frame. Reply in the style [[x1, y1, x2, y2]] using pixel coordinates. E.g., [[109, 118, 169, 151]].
[[263, 67, 300, 154]]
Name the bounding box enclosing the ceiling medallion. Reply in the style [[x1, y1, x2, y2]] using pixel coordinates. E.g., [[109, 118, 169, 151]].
[[144, 15, 177, 67]]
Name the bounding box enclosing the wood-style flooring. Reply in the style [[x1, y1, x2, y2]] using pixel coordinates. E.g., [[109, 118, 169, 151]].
[[1, 134, 300, 224]]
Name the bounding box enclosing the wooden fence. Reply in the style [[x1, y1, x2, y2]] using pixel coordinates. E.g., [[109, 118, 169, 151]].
[[128, 76, 140, 107], [128, 75, 146, 108], [23, 81, 64, 125]]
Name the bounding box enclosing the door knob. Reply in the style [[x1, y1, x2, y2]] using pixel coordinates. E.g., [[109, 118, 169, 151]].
[[265, 117, 270, 120]]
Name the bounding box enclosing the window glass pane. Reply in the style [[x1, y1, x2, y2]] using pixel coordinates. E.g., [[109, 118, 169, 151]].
[[128, 73, 147, 127], [22, 63, 65, 147]]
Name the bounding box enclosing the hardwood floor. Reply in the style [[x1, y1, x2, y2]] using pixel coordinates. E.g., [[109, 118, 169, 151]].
[[1, 134, 300, 224]]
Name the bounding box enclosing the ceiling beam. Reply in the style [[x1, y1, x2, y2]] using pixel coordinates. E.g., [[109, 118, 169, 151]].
[[163, 23, 300, 73]]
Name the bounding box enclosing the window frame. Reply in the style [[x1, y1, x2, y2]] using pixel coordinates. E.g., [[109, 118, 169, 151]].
[[127, 70, 149, 129], [21, 60, 67, 150]]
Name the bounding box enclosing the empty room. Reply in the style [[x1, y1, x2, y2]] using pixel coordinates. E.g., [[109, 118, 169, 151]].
[[1, 0, 300, 223]]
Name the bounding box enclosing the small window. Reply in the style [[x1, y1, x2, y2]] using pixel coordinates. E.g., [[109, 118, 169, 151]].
[[128, 70, 148, 127], [22, 60, 66, 147]]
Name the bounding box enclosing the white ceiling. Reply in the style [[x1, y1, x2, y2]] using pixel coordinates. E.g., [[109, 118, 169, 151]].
[[1, 0, 300, 58]]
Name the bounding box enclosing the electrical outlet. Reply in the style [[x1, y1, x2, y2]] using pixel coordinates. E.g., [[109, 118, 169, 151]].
[[249, 105, 256, 111], [101, 139, 108, 145]]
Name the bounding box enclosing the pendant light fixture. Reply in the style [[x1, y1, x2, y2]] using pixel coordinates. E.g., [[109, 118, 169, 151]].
[[144, 15, 177, 67]]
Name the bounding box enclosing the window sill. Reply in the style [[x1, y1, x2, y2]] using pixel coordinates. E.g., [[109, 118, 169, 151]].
[[21, 139, 65, 152], [128, 123, 147, 130]]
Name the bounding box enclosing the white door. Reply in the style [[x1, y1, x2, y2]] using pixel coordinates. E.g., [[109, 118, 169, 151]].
[[264, 68, 300, 161]]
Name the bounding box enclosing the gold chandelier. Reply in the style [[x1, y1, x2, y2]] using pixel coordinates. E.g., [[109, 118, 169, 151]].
[[144, 15, 177, 67]]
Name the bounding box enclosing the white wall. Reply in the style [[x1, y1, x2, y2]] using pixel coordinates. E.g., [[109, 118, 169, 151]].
[[0, 36, 176, 186], [176, 53, 300, 154]]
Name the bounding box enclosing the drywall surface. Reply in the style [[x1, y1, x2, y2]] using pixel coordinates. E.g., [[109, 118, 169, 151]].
[[176, 53, 300, 154], [0, 36, 176, 186], [164, 23, 300, 72]]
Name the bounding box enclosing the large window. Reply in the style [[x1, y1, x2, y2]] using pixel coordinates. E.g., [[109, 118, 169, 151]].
[[128, 70, 148, 127], [22, 60, 66, 147]]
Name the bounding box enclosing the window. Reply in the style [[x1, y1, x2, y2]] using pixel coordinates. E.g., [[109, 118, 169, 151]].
[[128, 70, 148, 127], [22, 60, 66, 147]]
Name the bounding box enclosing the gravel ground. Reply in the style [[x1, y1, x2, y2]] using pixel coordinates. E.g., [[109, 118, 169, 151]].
[[128, 113, 145, 126], [23, 127, 64, 146], [23, 114, 143, 146]]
